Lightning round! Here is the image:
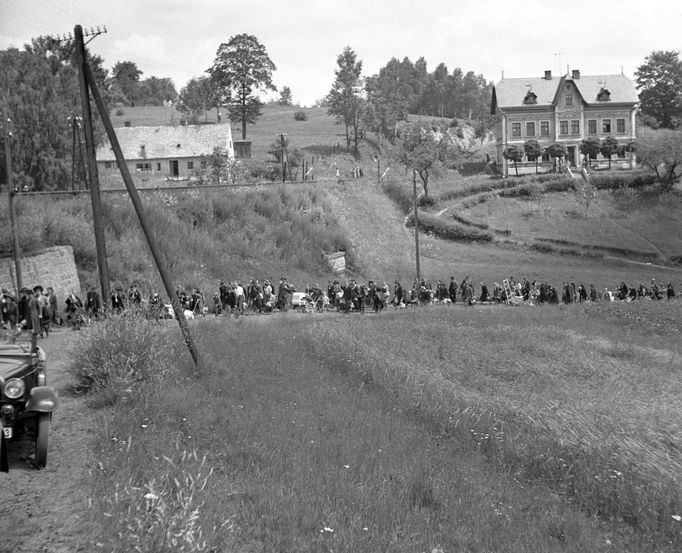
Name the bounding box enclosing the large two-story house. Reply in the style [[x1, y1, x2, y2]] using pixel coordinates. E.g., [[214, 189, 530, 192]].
[[491, 69, 638, 176]]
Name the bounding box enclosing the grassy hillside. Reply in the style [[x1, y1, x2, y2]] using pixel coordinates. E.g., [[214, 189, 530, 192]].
[[0, 185, 355, 293], [76, 301, 682, 552]]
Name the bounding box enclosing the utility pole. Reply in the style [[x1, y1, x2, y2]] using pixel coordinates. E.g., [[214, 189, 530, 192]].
[[2, 105, 22, 293], [277, 132, 287, 183], [74, 25, 111, 307], [82, 42, 203, 372], [412, 168, 421, 283]]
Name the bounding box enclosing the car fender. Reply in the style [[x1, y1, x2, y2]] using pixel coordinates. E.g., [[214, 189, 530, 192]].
[[25, 386, 59, 413]]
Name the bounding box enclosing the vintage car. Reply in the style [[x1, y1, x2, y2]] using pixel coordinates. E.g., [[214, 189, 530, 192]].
[[0, 337, 58, 470]]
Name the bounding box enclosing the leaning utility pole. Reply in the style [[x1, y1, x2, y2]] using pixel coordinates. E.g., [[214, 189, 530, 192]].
[[74, 25, 111, 307], [2, 105, 22, 292], [80, 33, 203, 372]]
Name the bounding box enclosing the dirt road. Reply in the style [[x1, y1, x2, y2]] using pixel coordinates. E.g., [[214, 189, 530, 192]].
[[0, 328, 95, 553]]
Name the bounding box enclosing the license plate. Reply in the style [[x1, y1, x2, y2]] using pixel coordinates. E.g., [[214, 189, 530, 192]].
[[2, 427, 11, 439]]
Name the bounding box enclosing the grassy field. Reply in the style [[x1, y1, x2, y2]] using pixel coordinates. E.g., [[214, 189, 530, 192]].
[[74, 301, 682, 552], [452, 188, 682, 259]]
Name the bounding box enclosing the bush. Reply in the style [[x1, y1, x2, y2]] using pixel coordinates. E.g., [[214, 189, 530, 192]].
[[407, 212, 493, 242], [382, 180, 414, 212], [589, 171, 657, 190], [293, 110, 308, 121], [68, 314, 183, 406]]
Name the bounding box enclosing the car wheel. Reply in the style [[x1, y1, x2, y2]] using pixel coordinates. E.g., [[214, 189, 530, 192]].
[[35, 413, 49, 468]]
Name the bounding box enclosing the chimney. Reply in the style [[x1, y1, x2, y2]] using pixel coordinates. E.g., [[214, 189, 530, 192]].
[[544, 70, 552, 80], [572, 69, 581, 80], [140, 144, 146, 158]]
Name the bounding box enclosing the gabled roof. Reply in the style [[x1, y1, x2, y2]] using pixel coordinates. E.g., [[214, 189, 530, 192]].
[[492, 73, 638, 111], [96, 123, 234, 162]]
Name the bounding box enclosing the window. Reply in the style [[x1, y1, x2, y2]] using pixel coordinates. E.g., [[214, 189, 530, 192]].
[[540, 121, 550, 136], [588, 119, 597, 134], [565, 94, 573, 107], [135, 163, 151, 172], [523, 91, 537, 105], [526, 122, 536, 137], [511, 122, 521, 137], [187, 161, 194, 170], [571, 120, 580, 135], [104, 161, 112, 169], [602, 119, 611, 133], [559, 120, 569, 135], [157, 163, 161, 171], [597, 88, 611, 101], [616, 118, 626, 133]]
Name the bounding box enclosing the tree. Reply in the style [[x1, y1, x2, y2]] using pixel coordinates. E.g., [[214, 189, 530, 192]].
[[576, 173, 597, 217], [177, 76, 221, 123], [600, 136, 620, 169], [199, 146, 230, 184], [138, 76, 177, 106], [278, 86, 293, 106], [523, 139, 543, 173], [397, 123, 449, 199], [503, 145, 523, 176], [546, 142, 567, 171], [635, 129, 682, 188], [635, 50, 682, 129], [110, 60, 143, 106], [580, 138, 601, 167], [327, 46, 364, 154], [209, 34, 277, 140], [0, 41, 107, 191]]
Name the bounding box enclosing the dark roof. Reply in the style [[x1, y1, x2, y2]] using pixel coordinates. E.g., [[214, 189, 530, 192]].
[[96, 123, 234, 162], [493, 73, 638, 110]]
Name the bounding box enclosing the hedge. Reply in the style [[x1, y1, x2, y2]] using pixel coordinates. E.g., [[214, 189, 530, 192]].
[[407, 212, 493, 242]]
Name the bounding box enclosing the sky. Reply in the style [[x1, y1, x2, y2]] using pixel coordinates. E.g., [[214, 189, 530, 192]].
[[1, 0, 681, 107]]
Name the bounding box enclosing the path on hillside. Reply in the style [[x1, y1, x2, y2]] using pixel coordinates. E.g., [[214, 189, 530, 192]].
[[327, 180, 458, 279], [0, 329, 94, 553]]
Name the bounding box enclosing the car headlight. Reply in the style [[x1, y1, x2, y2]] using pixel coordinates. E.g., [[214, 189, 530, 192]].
[[4, 378, 25, 399]]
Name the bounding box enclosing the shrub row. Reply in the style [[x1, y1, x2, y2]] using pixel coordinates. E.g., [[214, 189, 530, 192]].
[[536, 237, 659, 260], [407, 211, 493, 242], [382, 180, 435, 212], [589, 171, 657, 190], [450, 212, 490, 230]]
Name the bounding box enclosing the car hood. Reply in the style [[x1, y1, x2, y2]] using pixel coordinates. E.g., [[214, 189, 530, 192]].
[[0, 344, 37, 379]]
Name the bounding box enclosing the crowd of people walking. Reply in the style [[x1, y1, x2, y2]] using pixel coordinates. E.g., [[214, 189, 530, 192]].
[[2, 273, 678, 335]]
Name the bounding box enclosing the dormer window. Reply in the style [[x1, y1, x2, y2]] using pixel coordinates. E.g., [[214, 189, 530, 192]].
[[523, 90, 537, 105], [597, 88, 611, 101]]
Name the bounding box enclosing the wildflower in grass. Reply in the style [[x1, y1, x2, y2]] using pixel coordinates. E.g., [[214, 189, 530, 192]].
[[321, 527, 334, 533], [673, 515, 681, 521]]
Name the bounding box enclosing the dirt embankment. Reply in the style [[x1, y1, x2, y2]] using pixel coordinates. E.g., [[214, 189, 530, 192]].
[[0, 328, 95, 553]]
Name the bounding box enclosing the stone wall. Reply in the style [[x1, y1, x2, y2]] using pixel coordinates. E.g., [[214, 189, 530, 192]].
[[0, 246, 81, 301]]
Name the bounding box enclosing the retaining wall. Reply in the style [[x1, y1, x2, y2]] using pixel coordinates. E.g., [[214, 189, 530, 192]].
[[0, 246, 81, 301]]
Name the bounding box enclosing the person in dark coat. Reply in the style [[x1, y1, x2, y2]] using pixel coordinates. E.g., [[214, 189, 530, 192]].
[[448, 277, 457, 303]]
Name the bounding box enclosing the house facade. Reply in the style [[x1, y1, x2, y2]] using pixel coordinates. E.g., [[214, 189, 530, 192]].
[[96, 123, 234, 180], [491, 70, 638, 176]]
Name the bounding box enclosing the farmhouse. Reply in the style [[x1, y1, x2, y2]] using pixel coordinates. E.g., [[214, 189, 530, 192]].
[[96, 123, 234, 179], [491, 69, 638, 176]]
